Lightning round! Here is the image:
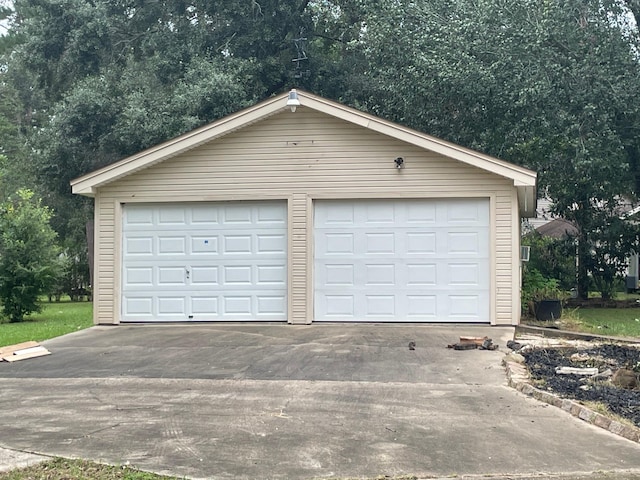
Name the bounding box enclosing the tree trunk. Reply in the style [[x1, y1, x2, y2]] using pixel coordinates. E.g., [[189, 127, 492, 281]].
[[86, 219, 94, 288], [623, 1, 640, 35], [576, 233, 590, 300]]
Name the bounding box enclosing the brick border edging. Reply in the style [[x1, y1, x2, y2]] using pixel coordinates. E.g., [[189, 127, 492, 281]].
[[503, 356, 640, 443]]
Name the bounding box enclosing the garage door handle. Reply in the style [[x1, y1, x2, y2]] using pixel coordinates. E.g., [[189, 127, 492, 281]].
[[186, 268, 190, 279]]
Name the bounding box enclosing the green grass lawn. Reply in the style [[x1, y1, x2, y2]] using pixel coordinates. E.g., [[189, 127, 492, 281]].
[[569, 307, 640, 338], [0, 458, 179, 480], [0, 299, 93, 348]]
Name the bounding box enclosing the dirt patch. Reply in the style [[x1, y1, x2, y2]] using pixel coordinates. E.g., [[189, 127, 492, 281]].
[[565, 298, 640, 308], [522, 344, 640, 427]]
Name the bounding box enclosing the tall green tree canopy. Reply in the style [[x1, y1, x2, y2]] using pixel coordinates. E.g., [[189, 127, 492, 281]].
[[348, 0, 640, 297], [1, 0, 639, 299], [2, 0, 354, 266], [4, 0, 361, 191]]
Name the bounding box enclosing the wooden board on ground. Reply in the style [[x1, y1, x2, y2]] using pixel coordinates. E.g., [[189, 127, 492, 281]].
[[458, 336, 489, 346], [0, 341, 50, 362], [3, 349, 51, 362], [0, 341, 40, 357]]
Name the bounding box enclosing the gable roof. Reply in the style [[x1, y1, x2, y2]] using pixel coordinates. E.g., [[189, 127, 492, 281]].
[[71, 89, 537, 216], [536, 218, 579, 239]]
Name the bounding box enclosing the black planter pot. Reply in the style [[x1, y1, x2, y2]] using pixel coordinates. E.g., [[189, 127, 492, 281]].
[[535, 300, 562, 321]]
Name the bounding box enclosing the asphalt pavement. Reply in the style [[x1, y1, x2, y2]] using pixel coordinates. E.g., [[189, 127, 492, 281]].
[[1, 324, 640, 480]]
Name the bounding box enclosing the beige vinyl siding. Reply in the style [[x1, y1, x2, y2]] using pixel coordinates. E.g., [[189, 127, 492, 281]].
[[495, 192, 515, 320], [291, 193, 308, 322], [94, 109, 519, 325], [93, 194, 115, 325]]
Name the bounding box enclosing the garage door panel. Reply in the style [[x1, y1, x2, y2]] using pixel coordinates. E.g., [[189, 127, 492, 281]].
[[158, 296, 186, 315], [444, 259, 489, 285], [123, 291, 288, 320], [123, 297, 153, 316], [158, 267, 187, 286], [158, 207, 186, 225], [191, 205, 219, 224], [124, 267, 154, 286], [223, 265, 252, 285], [257, 234, 286, 253], [447, 294, 484, 319], [191, 296, 218, 315], [448, 263, 481, 286], [407, 295, 437, 318], [365, 233, 395, 254], [257, 204, 287, 224], [323, 295, 355, 317], [365, 295, 395, 316], [191, 237, 218, 254], [125, 209, 154, 226], [364, 264, 395, 285], [158, 236, 187, 255], [317, 203, 355, 225], [257, 265, 286, 284], [257, 295, 286, 314], [406, 232, 436, 254], [223, 235, 252, 254], [322, 233, 355, 255], [122, 201, 287, 322], [364, 203, 395, 223], [407, 264, 437, 286], [407, 203, 436, 223], [223, 205, 253, 224], [224, 296, 252, 314], [190, 266, 219, 285], [321, 264, 354, 286], [446, 232, 481, 254], [125, 236, 154, 255], [446, 199, 489, 223], [315, 199, 489, 322]]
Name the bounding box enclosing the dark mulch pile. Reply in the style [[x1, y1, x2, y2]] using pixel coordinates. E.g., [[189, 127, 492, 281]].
[[522, 344, 640, 427]]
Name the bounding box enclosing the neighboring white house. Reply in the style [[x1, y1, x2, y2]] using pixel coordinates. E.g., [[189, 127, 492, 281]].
[[71, 90, 537, 325], [523, 197, 554, 232]]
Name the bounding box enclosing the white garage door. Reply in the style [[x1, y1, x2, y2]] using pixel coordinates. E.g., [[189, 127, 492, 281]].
[[314, 198, 490, 322], [121, 201, 287, 322]]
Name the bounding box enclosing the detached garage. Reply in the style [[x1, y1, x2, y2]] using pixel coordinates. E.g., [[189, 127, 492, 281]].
[[71, 90, 536, 326]]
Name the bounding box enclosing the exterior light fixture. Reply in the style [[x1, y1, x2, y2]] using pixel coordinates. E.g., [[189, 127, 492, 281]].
[[286, 89, 301, 112], [394, 157, 404, 169]]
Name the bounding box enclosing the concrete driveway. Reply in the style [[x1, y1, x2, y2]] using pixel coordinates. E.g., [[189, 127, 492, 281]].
[[1, 324, 640, 480]]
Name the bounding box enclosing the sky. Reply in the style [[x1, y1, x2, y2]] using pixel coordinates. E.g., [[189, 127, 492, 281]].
[[0, 0, 11, 36]]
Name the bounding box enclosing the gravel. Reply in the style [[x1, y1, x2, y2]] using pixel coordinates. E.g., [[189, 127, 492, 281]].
[[522, 344, 640, 427]]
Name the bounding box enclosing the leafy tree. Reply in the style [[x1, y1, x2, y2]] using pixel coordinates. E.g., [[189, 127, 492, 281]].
[[1, 0, 361, 274], [522, 231, 576, 292], [0, 187, 61, 322], [0, 72, 38, 200], [583, 214, 638, 299], [2, 0, 640, 304], [348, 0, 640, 299]]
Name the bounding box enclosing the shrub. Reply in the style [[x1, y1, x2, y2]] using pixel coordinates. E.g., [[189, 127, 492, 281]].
[[0, 189, 61, 322], [522, 231, 576, 291]]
